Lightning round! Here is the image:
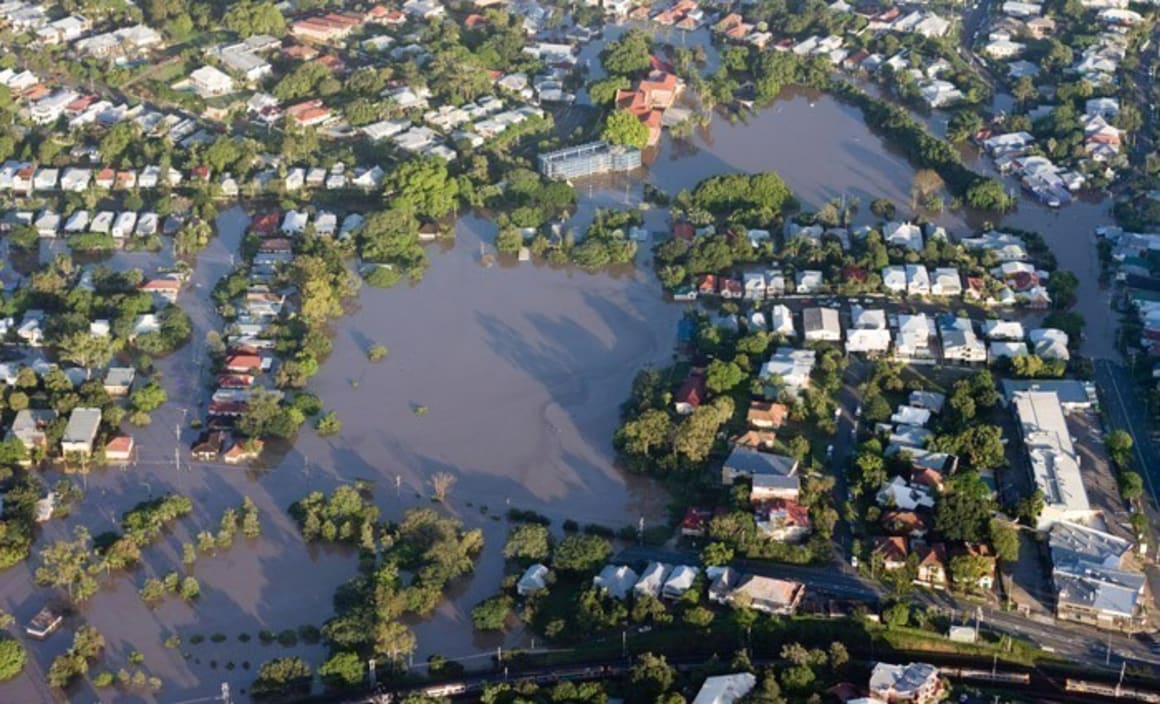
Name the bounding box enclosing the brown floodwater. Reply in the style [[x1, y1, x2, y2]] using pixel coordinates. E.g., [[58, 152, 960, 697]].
[[0, 85, 1120, 703]]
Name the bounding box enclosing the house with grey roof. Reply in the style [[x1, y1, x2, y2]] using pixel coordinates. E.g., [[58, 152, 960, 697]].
[[61, 407, 102, 456]]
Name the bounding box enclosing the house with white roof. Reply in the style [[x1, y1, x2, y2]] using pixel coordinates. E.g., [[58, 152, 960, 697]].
[[187, 66, 235, 98], [982, 319, 1025, 340], [906, 265, 931, 296], [882, 266, 907, 294], [770, 304, 795, 337], [877, 475, 935, 511], [593, 564, 638, 600], [895, 314, 934, 360], [931, 268, 962, 296], [760, 347, 815, 397], [794, 270, 824, 294], [1030, 328, 1070, 361], [281, 210, 308, 235], [884, 221, 923, 250]]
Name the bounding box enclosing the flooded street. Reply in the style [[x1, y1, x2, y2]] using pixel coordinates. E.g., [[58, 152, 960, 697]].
[[0, 78, 1122, 702], [1, 209, 680, 702], [646, 88, 1117, 358]]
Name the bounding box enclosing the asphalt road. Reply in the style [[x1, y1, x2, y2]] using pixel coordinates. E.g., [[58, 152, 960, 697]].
[[614, 545, 1160, 669], [1094, 360, 1160, 512]]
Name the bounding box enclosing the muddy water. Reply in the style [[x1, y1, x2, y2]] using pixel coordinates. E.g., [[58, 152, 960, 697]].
[[0, 82, 1120, 703], [646, 88, 1117, 358], [0, 208, 681, 702]]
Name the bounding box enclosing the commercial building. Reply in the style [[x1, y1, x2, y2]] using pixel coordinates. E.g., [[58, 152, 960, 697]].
[[538, 141, 642, 180], [1011, 391, 1095, 530], [1050, 521, 1145, 631]]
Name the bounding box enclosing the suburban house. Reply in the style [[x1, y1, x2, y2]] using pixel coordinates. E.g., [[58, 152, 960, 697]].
[[192, 431, 226, 461], [614, 70, 681, 146], [593, 564, 638, 600], [726, 574, 805, 615], [754, 498, 811, 542], [760, 347, 815, 397], [874, 536, 909, 570], [674, 373, 707, 415], [914, 543, 948, 587], [102, 367, 135, 397], [770, 304, 795, 337], [140, 277, 181, 305], [187, 66, 235, 98], [61, 407, 102, 456], [869, 662, 943, 704], [721, 446, 799, 487], [690, 674, 756, 704], [876, 475, 935, 511], [633, 561, 673, 598], [7, 408, 57, 457], [517, 564, 549, 596], [104, 435, 134, 464], [662, 565, 700, 600], [802, 307, 841, 342], [746, 401, 787, 429]]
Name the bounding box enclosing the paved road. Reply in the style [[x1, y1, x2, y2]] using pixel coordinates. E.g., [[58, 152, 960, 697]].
[[1094, 360, 1160, 511], [614, 545, 1160, 669]]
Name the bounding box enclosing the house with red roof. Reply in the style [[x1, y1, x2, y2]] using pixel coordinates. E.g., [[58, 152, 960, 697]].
[[250, 211, 280, 236], [614, 70, 682, 146], [224, 354, 262, 374], [874, 536, 909, 570], [139, 277, 181, 305], [681, 507, 714, 536], [674, 373, 707, 415], [915, 543, 948, 587], [105, 435, 134, 464], [755, 498, 811, 542]]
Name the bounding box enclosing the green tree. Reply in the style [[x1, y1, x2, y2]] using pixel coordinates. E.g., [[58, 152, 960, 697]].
[[385, 158, 460, 218], [589, 76, 631, 105], [934, 471, 994, 543], [700, 541, 734, 566], [601, 29, 653, 76], [602, 110, 649, 150], [989, 518, 1019, 564], [552, 534, 612, 573], [1106, 430, 1134, 468], [319, 651, 363, 688], [503, 524, 551, 562], [628, 653, 674, 704], [705, 359, 745, 394], [471, 595, 513, 631], [131, 382, 167, 413], [883, 602, 909, 629], [1119, 471, 1144, 502], [56, 331, 116, 376], [252, 657, 312, 696], [35, 526, 99, 602], [0, 638, 26, 681]]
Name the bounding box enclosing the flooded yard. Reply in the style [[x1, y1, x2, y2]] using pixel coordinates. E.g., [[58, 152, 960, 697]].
[[0, 77, 1121, 703]]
